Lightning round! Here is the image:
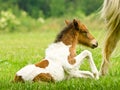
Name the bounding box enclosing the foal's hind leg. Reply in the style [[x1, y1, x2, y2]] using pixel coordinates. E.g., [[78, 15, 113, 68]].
[[100, 30, 120, 76], [74, 50, 99, 79]]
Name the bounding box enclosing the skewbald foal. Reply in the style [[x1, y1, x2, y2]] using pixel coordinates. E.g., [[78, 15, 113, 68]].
[[14, 19, 99, 83]]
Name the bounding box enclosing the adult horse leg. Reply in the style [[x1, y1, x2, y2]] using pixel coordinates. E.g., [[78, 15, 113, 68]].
[[100, 0, 120, 76], [100, 29, 120, 75]]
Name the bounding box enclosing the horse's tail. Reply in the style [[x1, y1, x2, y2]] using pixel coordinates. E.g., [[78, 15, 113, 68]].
[[100, 0, 120, 75]]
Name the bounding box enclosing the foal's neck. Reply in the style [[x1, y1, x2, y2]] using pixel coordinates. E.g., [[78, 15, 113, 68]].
[[55, 28, 78, 64]]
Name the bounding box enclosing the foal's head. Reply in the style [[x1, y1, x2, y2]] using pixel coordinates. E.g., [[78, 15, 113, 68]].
[[55, 19, 98, 49]]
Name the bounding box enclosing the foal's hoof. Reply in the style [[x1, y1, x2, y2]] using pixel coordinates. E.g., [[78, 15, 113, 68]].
[[93, 73, 99, 80]]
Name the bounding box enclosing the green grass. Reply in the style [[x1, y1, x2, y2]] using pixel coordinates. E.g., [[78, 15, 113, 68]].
[[0, 25, 120, 90]]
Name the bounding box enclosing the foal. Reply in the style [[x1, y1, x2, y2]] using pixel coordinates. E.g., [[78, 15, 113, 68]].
[[14, 19, 99, 82]]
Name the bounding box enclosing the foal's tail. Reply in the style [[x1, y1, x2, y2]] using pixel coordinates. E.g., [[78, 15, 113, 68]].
[[100, 0, 120, 75]]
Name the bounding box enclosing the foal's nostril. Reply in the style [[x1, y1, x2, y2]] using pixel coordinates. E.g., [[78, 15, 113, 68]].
[[92, 42, 98, 48], [91, 39, 98, 49]]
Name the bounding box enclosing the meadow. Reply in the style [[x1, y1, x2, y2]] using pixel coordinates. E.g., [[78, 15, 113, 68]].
[[0, 17, 120, 90]]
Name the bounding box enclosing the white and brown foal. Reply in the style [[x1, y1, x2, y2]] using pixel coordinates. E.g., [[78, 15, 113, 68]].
[[14, 19, 99, 83]]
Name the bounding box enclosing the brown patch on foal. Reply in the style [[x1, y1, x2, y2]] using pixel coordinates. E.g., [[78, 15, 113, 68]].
[[35, 60, 49, 68], [14, 75, 24, 82], [68, 42, 77, 65], [67, 32, 78, 65], [33, 73, 55, 82]]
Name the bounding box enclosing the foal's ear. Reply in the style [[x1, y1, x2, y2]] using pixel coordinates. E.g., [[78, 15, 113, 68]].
[[65, 20, 70, 25], [73, 19, 79, 30]]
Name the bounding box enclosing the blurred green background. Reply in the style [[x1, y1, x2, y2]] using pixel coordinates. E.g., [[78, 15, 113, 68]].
[[0, 0, 103, 33]]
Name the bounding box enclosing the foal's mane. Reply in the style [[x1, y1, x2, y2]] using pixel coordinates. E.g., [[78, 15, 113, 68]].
[[54, 23, 73, 43]]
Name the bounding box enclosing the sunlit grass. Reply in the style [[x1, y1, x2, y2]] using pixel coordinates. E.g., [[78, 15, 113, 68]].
[[0, 19, 120, 90]]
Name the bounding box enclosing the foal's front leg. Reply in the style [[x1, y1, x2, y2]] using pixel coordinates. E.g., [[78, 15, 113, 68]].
[[68, 69, 94, 79], [74, 50, 99, 79]]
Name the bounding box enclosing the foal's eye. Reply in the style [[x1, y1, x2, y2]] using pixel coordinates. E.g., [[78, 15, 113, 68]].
[[82, 31, 87, 36]]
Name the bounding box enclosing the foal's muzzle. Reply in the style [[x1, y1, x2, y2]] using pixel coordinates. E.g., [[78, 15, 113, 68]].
[[91, 39, 98, 49], [92, 42, 98, 49]]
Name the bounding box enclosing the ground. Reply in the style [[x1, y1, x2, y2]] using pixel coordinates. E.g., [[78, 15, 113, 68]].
[[0, 22, 120, 90]]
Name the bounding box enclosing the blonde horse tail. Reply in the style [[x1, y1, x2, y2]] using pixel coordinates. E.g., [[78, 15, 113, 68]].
[[100, 0, 120, 75]]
